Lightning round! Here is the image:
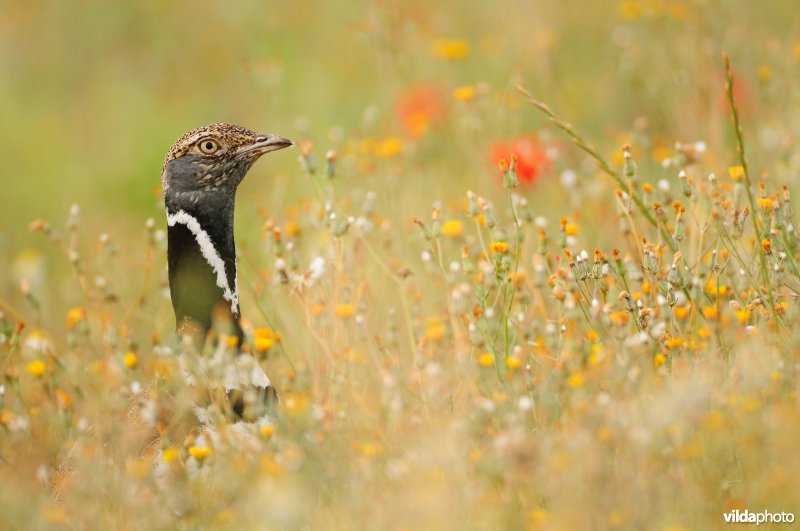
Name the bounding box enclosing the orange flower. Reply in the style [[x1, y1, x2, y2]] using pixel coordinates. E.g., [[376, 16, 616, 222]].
[[490, 137, 551, 185], [395, 84, 447, 139]]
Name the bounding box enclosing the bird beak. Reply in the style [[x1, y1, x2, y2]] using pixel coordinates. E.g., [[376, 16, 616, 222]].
[[237, 134, 294, 158]]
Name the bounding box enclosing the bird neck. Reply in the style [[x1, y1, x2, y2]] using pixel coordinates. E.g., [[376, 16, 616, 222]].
[[165, 192, 242, 343]]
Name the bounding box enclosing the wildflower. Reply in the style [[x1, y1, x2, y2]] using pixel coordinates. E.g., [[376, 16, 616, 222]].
[[282, 393, 308, 415], [396, 84, 446, 139], [666, 337, 684, 349], [374, 137, 404, 158], [66, 307, 86, 330], [618, 1, 643, 20], [490, 137, 550, 185], [26, 360, 46, 378], [567, 373, 585, 388], [283, 220, 300, 237], [761, 238, 772, 254], [453, 85, 477, 102], [506, 356, 523, 370], [673, 306, 690, 320], [188, 446, 211, 461], [359, 442, 384, 457], [565, 223, 580, 236], [698, 326, 713, 339], [162, 448, 180, 463], [424, 321, 445, 341], [728, 165, 744, 181], [254, 328, 281, 342], [55, 389, 72, 409], [477, 353, 495, 367], [508, 270, 526, 287], [756, 197, 774, 213], [0, 409, 14, 429], [609, 311, 630, 326], [431, 38, 470, 61], [490, 241, 508, 254], [260, 425, 276, 438], [335, 304, 356, 318], [735, 309, 751, 324], [702, 307, 718, 320], [254, 336, 275, 354], [529, 508, 550, 524], [653, 353, 667, 367], [440, 220, 464, 238], [123, 352, 138, 369], [225, 336, 239, 349]]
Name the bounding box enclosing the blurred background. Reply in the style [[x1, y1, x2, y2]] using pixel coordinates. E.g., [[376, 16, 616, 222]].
[[1, 0, 799, 319], [3, 2, 800, 528]]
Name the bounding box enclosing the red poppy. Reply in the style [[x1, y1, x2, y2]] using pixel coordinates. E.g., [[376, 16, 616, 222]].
[[490, 137, 551, 185], [395, 84, 447, 139]]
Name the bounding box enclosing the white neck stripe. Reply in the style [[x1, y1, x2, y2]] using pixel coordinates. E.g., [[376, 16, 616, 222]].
[[167, 209, 239, 315]]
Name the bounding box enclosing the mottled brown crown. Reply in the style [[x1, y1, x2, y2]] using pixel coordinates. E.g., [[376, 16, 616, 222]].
[[161, 123, 262, 190]]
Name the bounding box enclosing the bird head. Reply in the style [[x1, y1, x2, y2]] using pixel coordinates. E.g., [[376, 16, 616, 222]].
[[162, 123, 292, 201]]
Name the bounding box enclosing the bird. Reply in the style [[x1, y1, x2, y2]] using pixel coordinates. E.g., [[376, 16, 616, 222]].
[[161, 123, 292, 415], [52, 124, 293, 501]]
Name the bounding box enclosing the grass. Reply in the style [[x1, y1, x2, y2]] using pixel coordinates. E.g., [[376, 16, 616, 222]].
[[1, 1, 800, 529]]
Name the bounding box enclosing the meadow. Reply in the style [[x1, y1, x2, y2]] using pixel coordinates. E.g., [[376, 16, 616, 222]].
[[1, 1, 800, 529]]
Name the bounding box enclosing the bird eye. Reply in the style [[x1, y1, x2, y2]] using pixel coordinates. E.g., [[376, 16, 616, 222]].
[[198, 139, 220, 154]]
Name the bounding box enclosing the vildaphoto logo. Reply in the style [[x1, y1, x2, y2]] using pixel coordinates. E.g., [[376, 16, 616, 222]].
[[723, 509, 795, 525]]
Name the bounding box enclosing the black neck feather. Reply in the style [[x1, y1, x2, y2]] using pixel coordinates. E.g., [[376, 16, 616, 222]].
[[166, 192, 242, 344]]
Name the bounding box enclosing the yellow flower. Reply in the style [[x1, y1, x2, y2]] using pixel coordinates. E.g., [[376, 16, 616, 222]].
[[254, 328, 281, 341], [188, 446, 211, 461], [441, 220, 464, 238], [477, 353, 495, 368], [490, 241, 508, 254], [283, 220, 300, 237], [618, 1, 643, 20], [673, 306, 690, 320], [335, 304, 356, 319], [453, 85, 477, 102], [698, 326, 713, 339], [735, 309, 750, 324], [162, 448, 180, 463], [505, 356, 523, 370], [254, 336, 275, 354], [666, 337, 684, 349], [702, 307, 718, 320], [260, 425, 276, 438], [565, 223, 580, 236], [609, 311, 630, 326], [374, 137, 404, 158], [653, 353, 667, 367], [66, 307, 86, 330], [728, 165, 744, 181], [359, 442, 384, 457], [704, 279, 730, 299], [27, 360, 46, 377], [567, 373, 585, 388], [424, 324, 445, 342], [756, 197, 775, 213], [261, 455, 284, 476], [123, 352, 138, 369], [431, 38, 470, 61], [283, 393, 308, 416], [225, 336, 239, 348]]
